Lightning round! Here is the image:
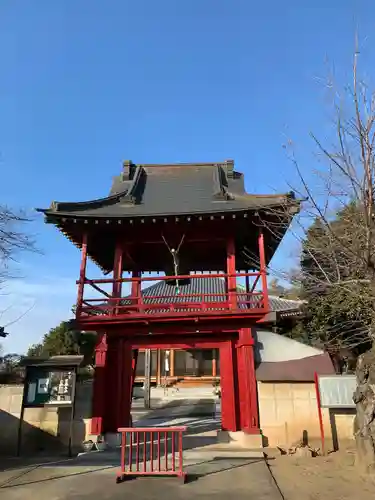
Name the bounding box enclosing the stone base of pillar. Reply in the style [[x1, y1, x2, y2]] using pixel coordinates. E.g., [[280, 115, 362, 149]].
[[216, 430, 263, 449], [104, 432, 122, 448]]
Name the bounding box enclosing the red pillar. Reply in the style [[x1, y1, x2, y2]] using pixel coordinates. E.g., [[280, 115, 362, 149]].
[[226, 237, 237, 309], [112, 242, 123, 313], [101, 337, 133, 432], [91, 333, 108, 435], [116, 339, 133, 429], [76, 232, 88, 316], [132, 270, 142, 310], [220, 339, 239, 431], [236, 327, 259, 434]]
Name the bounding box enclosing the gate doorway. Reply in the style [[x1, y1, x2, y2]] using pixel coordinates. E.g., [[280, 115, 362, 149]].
[[91, 329, 259, 436]]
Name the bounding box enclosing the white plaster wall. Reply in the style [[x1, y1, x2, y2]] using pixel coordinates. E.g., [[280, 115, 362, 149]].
[[258, 381, 355, 449], [255, 330, 323, 362]]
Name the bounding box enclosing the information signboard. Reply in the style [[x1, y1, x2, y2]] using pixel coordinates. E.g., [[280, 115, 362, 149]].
[[314, 372, 357, 455], [24, 366, 75, 407], [317, 375, 356, 409], [18, 356, 83, 457]]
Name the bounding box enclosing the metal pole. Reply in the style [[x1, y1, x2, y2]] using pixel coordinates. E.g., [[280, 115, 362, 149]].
[[144, 349, 151, 409], [16, 377, 28, 457], [68, 369, 78, 457]]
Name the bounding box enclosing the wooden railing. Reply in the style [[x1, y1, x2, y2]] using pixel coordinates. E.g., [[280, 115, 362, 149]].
[[76, 272, 269, 320], [116, 426, 187, 483]]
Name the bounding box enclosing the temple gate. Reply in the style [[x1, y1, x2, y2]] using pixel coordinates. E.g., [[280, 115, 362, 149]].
[[38, 159, 299, 441]]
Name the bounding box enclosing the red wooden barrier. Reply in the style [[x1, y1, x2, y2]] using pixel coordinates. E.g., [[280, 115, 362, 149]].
[[116, 426, 187, 483]]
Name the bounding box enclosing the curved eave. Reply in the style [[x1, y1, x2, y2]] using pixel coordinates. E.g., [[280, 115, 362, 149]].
[[35, 189, 129, 214], [37, 196, 300, 222], [36, 166, 144, 214]]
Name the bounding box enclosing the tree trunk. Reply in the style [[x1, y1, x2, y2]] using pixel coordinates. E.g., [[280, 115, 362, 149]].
[[353, 345, 375, 472]]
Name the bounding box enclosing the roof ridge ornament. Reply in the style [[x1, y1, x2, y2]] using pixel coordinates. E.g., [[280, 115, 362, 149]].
[[212, 164, 235, 201], [122, 160, 134, 181], [223, 159, 234, 178], [121, 165, 144, 204]]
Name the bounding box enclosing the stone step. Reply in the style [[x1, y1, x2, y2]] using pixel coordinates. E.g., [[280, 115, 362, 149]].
[[184, 446, 264, 460]]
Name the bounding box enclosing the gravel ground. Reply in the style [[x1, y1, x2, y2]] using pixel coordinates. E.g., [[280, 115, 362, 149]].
[[269, 445, 375, 500]]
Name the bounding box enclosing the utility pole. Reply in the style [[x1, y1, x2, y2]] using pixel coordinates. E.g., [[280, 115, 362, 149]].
[[144, 349, 151, 409]]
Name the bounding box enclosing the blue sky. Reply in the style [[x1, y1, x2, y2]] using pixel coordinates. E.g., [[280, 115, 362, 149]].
[[0, 0, 373, 353]]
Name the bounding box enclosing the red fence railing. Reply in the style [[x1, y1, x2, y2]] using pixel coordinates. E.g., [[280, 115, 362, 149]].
[[76, 272, 269, 319], [116, 427, 187, 483]]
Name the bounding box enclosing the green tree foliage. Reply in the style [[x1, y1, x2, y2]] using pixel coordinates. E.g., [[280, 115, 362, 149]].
[[298, 204, 374, 355], [0, 351, 23, 383], [27, 321, 97, 366]]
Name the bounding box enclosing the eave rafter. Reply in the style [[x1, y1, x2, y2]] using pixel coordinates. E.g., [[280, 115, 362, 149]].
[[42, 201, 298, 229]]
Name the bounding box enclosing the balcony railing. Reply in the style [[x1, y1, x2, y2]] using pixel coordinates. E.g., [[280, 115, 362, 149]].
[[76, 272, 269, 321]]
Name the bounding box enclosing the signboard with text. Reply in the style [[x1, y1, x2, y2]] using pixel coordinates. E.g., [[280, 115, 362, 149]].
[[317, 374, 356, 409], [24, 366, 74, 407]]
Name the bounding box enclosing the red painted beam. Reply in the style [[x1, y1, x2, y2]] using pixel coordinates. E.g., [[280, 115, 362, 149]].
[[132, 341, 224, 349], [131, 334, 236, 349], [76, 311, 266, 331], [76, 271, 261, 285]]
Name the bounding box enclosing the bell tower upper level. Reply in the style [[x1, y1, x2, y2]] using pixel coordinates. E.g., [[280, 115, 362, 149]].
[[37, 160, 300, 333]]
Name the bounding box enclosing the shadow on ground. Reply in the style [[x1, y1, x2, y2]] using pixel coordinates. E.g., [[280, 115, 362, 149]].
[[0, 397, 263, 492]]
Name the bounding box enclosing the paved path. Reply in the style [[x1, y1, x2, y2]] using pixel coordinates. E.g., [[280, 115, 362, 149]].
[[0, 459, 282, 499], [0, 393, 282, 499]]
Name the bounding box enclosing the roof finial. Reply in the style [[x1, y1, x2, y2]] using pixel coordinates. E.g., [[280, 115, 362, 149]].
[[224, 159, 234, 178], [122, 160, 133, 179]]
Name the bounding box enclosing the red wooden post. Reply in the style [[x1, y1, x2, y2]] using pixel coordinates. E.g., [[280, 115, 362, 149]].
[[314, 371, 326, 455], [120, 430, 126, 475], [220, 339, 239, 431], [226, 237, 237, 309], [117, 340, 133, 429], [132, 270, 141, 310], [245, 269, 250, 308], [76, 232, 88, 316], [112, 242, 123, 313], [258, 231, 269, 311], [91, 333, 108, 435], [236, 328, 259, 433]]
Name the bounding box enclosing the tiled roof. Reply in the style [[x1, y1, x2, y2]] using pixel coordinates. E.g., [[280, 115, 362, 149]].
[[38, 160, 299, 219], [120, 277, 302, 313], [256, 353, 335, 382], [38, 161, 301, 274]]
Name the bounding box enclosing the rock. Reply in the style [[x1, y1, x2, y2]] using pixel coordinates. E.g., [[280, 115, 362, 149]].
[[277, 446, 287, 455], [294, 446, 312, 458]]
